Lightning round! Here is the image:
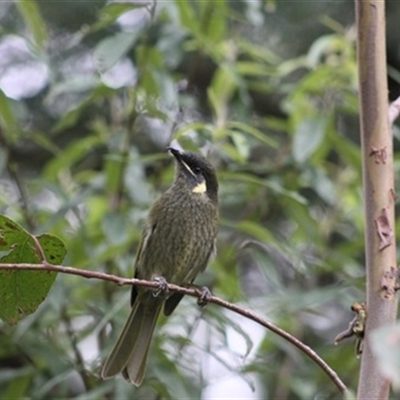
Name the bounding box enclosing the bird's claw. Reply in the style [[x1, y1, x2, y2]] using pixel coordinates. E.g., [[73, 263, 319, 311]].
[[153, 276, 169, 298], [197, 286, 212, 307]]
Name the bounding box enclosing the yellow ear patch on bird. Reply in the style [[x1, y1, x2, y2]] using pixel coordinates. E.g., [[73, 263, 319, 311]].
[[192, 180, 207, 193]]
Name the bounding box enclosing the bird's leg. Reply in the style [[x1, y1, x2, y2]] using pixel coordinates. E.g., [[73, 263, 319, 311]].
[[195, 286, 212, 307], [153, 276, 169, 298]]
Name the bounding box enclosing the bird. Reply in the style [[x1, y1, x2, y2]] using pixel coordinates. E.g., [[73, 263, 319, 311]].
[[101, 147, 219, 386]]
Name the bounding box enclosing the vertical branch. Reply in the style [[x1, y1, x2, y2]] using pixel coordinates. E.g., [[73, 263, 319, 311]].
[[356, 1, 398, 398]]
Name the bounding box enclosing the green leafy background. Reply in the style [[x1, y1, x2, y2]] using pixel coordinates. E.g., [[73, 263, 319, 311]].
[[0, 0, 400, 398]]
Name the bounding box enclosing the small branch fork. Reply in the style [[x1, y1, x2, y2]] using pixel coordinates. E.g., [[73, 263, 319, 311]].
[[335, 302, 367, 356], [0, 262, 347, 394]]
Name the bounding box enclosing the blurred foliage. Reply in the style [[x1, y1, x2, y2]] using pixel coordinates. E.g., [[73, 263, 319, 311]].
[[0, 0, 399, 399], [371, 323, 400, 392]]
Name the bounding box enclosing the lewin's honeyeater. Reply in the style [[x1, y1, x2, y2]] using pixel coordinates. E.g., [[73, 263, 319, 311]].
[[101, 147, 219, 386]]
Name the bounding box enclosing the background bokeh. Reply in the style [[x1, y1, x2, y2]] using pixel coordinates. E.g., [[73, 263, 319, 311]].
[[1, 1, 400, 398]]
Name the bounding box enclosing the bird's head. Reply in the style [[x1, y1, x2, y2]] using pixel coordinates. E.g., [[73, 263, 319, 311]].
[[168, 147, 218, 204]]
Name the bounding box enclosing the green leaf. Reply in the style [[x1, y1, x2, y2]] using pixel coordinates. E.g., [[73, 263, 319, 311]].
[[235, 61, 275, 77], [46, 76, 101, 100], [173, 122, 212, 141], [203, 1, 226, 42], [211, 65, 238, 104], [0, 90, 19, 142], [37, 234, 67, 266], [221, 142, 247, 163], [176, 0, 199, 34], [16, 0, 48, 50], [0, 215, 66, 325], [2, 372, 32, 399], [230, 131, 250, 160], [43, 135, 105, 180], [93, 31, 140, 72], [236, 39, 281, 64], [208, 65, 238, 122], [307, 34, 347, 68], [227, 121, 278, 148], [90, 3, 146, 33], [293, 116, 326, 163], [223, 172, 307, 204], [282, 197, 320, 243], [235, 220, 275, 243], [51, 84, 115, 133]]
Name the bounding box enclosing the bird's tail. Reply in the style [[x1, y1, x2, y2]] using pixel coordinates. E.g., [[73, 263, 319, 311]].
[[101, 297, 162, 386]]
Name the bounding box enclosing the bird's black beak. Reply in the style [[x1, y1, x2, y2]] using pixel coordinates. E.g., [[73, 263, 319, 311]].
[[168, 147, 182, 161], [168, 147, 194, 177]]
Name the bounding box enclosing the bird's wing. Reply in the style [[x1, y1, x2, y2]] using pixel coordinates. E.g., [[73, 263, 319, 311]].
[[131, 223, 155, 306]]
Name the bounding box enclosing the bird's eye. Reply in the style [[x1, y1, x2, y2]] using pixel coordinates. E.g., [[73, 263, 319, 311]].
[[192, 166, 202, 175]]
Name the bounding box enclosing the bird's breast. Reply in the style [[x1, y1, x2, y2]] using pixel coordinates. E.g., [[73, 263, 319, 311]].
[[140, 192, 218, 284]]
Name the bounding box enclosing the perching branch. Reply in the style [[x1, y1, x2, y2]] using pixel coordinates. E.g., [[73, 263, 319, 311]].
[[0, 262, 347, 394]]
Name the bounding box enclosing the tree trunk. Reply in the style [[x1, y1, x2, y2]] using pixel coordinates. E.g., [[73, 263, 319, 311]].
[[356, 0, 398, 398]]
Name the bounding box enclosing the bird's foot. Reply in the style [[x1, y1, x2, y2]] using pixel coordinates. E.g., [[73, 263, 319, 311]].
[[196, 286, 212, 307], [153, 276, 169, 298]]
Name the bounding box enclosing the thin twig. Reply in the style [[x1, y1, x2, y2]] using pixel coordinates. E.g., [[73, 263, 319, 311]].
[[6, 162, 36, 231], [61, 306, 93, 391], [0, 262, 348, 394]]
